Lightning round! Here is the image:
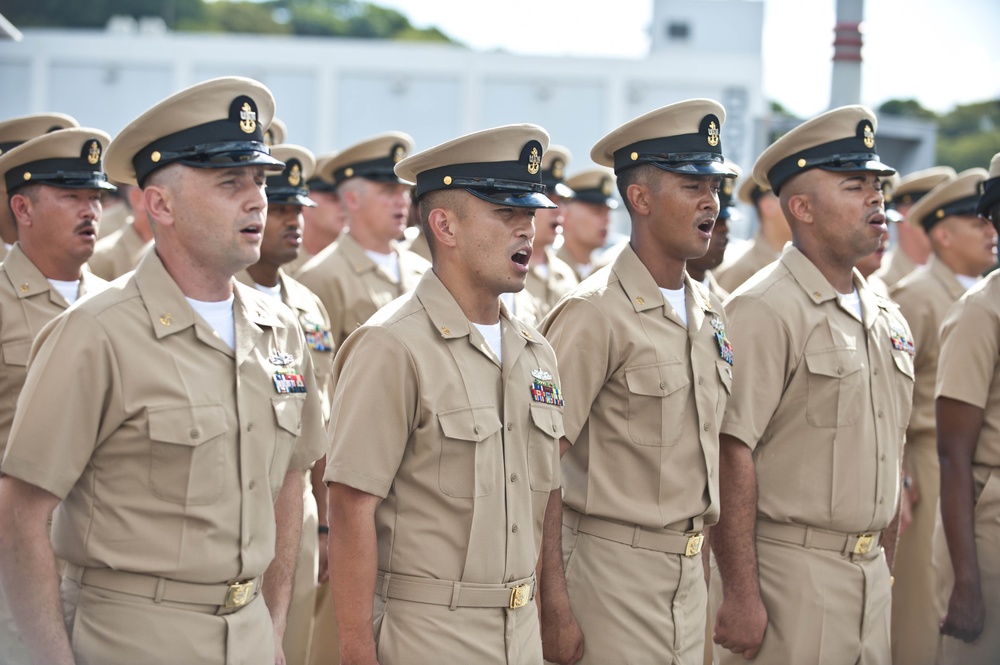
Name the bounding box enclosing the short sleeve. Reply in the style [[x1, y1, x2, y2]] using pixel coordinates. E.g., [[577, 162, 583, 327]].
[[720, 293, 792, 450], [936, 295, 999, 409], [538, 296, 616, 445], [324, 325, 418, 497]]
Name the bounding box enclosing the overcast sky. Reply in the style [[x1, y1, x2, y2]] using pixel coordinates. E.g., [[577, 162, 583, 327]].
[[376, 0, 1000, 118]]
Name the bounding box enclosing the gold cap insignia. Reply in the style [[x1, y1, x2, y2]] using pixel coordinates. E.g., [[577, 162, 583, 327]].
[[936, 209, 945, 219], [443, 175, 453, 185], [723, 179, 734, 195], [393, 145, 406, 163], [863, 124, 875, 149], [288, 163, 301, 187], [630, 151, 639, 161], [527, 146, 541, 175], [151, 151, 161, 163], [707, 121, 720, 147], [552, 159, 564, 179], [344, 167, 354, 178], [86, 140, 101, 165], [797, 158, 807, 168], [601, 177, 612, 196], [239, 102, 257, 134]]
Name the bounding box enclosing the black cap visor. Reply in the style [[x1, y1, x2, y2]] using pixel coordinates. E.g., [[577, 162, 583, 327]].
[[166, 141, 285, 172], [467, 188, 555, 209], [647, 154, 736, 178], [266, 187, 317, 208]]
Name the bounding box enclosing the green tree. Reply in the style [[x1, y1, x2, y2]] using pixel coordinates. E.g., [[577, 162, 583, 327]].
[[877, 99, 937, 121]]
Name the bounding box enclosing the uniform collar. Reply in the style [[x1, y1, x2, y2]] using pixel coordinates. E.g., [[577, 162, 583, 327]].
[[780, 244, 882, 329], [4, 242, 98, 306], [135, 251, 284, 343], [612, 243, 715, 316], [337, 231, 398, 277], [928, 253, 973, 301], [415, 270, 540, 346]]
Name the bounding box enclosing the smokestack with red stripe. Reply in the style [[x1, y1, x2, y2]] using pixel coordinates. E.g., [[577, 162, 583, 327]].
[[830, 0, 863, 108]]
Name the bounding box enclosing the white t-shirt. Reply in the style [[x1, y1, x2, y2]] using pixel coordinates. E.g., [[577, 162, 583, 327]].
[[957, 273, 980, 290], [365, 249, 400, 283], [472, 321, 503, 363], [186, 295, 236, 350], [659, 284, 687, 327], [48, 278, 80, 305], [253, 282, 283, 301], [839, 288, 862, 321]]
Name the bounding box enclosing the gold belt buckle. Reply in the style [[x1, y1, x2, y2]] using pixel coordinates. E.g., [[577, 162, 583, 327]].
[[225, 580, 255, 609], [685, 532, 705, 557], [509, 583, 531, 609], [853, 533, 875, 555]]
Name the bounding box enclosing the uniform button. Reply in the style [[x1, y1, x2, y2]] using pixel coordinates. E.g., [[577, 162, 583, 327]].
[[474, 425, 480, 434], [873, 368, 879, 375], [879, 497, 884, 504], [878, 410, 884, 418], [551, 424, 558, 432], [508, 575, 515, 582], [247, 423, 254, 432], [881, 454, 886, 461], [507, 423, 514, 431], [190, 428, 200, 439], [698, 377, 704, 385], [510, 473, 518, 483], [511, 524, 519, 533], [660, 382, 667, 390], [703, 423, 710, 431], [249, 480, 256, 489], [837, 367, 843, 376]]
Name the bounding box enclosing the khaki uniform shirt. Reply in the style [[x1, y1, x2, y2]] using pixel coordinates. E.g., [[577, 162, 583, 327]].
[[891, 256, 967, 444], [875, 249, 918, 289], [0, 243, 8, 263], [296, 232, 429, 347], [539, 245, 730, 529], [0, 243, 107, 457], [721, 245, 914, 534], [325, 270, 562, 584], [236, 269, 336, 421], [285, 249, 315, 278], [1, 251, 327, 583], [715, 232, 779, 293], [702, 270, 730, 302], [525, 248, 578, 317], [937, 271, 1000, 470], [88, 220, 154, 281]]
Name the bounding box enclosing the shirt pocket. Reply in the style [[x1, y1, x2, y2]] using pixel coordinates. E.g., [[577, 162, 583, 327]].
[[624, 361, 690, 446], [437, 405, 502, 498], [147, 403, 229, 505], [804, 349, 863, 428], [527, 404, 564, 492], [2, 339, 31, 367], [270, 396, 305, 495]]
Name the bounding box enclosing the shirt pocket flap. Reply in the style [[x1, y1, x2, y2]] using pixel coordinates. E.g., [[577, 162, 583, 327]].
[[2, 339, 32, 367], [804, 349, 863, 378], [148, 403, 229, 446], [438, 406, 503, 442], [273, 396, 304, 436], [892, 352, 915, 380], [530, 404, 565, 439], [625, 362, 689, 397]]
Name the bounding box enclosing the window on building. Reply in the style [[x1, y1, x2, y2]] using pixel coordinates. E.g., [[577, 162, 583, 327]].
[[667, 21, 690, 41]]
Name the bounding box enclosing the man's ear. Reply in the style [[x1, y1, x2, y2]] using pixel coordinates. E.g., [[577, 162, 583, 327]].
[[428, 207, 457, 250], [785, 192, 814, 226], [9, 194, 32, 228], [626, 182, 651, 217], [143, 185, 174, 228]]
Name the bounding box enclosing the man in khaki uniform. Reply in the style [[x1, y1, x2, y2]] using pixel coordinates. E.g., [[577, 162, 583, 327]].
[[889, 168, 995, 665], [0, 77, 327, 665], [0, 112, 80, 263], [687, 163, 741, 301], [714, 177, 789, 292], [711, 106, 914, 664], [539, 99, 735, 664], [326, 124, 582, 665], [286, 152, 346, 276], [87, 183, 155, 280], [236, 143, 336, 665], [296, 132, 429, 346], [933, 152, 1000, 665], [0, 126, 112, 665], [526, 145, 579, 316], [556, 167, 617, 280], [876, 166, 955, 288]]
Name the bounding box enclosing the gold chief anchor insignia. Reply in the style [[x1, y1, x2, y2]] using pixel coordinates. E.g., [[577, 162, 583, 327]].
[[239, 103, 257, 134]]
